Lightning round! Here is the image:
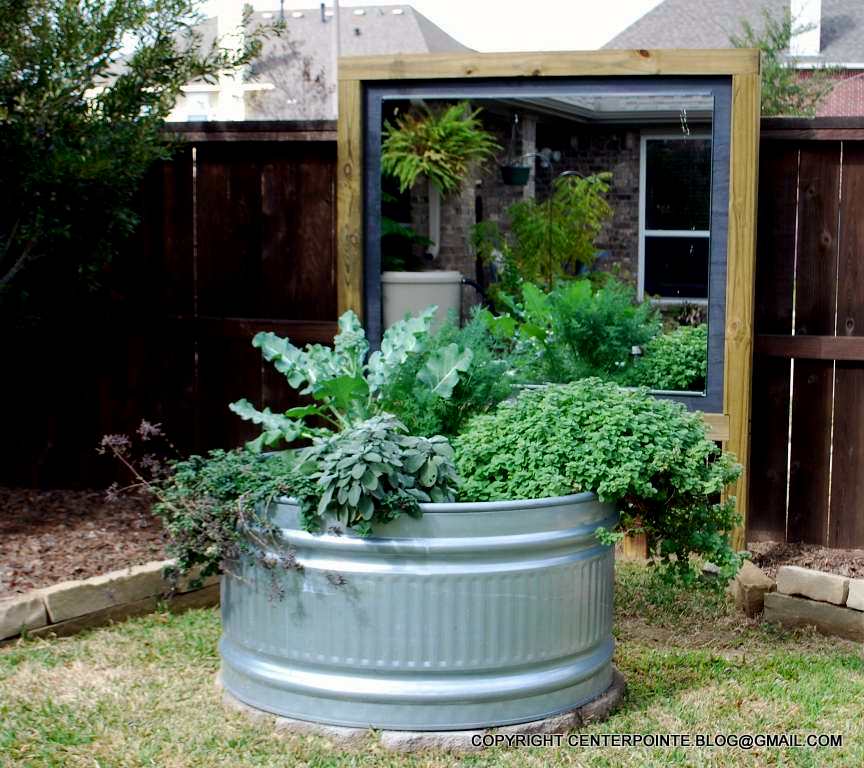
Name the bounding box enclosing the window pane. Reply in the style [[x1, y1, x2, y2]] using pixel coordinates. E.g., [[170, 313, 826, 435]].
[[645, 139, 711, 230], [644, 236, 709, 299]]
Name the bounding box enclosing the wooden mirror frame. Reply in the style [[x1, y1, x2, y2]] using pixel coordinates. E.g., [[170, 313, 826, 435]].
[[336, 49, 760, 547]]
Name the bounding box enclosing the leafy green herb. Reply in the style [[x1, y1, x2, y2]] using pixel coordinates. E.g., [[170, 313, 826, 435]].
[[379, 309, 513, 438], [152, 449, 306, 585], [293, 414, 459, 535], [502, 277, 661, 384], [453, 379, 742, 582], [625, 324, 708, 392]]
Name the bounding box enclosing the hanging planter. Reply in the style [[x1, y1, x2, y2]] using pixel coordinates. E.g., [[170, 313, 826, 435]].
[[500, 164, 531, 185]]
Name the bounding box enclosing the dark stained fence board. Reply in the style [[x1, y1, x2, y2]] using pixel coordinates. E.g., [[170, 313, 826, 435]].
[[751, 123, 864, 549], [792, 144, 841, 337], [196, 142, 265, 318], [787, 359, 834, 544], [754, 142, 798, 336], [748, 141, 799, 542], [756, 334, 864, 360], [1, 126, 337, 487], [786, 144, 841, 545], [258, 145, 337, 320], [830, 362, 864, 547], [191, 139, 338, 453], [829, 145, 864, 547]]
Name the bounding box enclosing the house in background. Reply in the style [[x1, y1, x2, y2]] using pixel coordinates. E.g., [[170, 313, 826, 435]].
[[168, 4, 471, 122], [605, 0, 864, 116]]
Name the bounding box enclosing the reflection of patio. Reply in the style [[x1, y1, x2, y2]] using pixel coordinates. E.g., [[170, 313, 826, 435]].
[[382, 94, 714, 313]]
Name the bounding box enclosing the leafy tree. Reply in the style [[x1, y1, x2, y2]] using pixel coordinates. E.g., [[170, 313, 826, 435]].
[[0, 0, 278, 312], [730, 8, 835, 116]]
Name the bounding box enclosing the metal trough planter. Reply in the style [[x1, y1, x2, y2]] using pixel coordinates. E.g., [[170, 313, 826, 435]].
[[220, 492, 617, 731]]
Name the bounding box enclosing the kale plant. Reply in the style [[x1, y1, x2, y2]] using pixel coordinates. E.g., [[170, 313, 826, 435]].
[[453, 379, 742, 582], [378, 309, 514, 437], [229, 307, 471, 449], [229, 307, 467, 531]]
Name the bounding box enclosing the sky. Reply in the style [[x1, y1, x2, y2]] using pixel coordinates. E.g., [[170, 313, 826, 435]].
[[201, 0, 664, 51]]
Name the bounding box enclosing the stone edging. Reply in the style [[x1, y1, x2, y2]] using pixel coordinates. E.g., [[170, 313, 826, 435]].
[[219, 667, 626, 752], [0, 560, 220, 642], [763, 565, 864, 642]]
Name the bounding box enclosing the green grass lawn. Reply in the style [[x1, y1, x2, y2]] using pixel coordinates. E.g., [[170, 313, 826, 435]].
[[2, 563, 862, 768]]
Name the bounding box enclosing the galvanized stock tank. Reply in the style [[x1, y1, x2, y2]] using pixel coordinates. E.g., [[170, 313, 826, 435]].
[[220, 492, 617, 731]]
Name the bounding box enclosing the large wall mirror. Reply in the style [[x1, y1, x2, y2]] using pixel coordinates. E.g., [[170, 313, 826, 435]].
[[336, 51, 759, 543], [361, 78, 731, 413]]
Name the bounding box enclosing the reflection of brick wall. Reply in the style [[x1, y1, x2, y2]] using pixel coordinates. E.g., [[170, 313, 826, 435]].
[[408, 112, 644, 309]]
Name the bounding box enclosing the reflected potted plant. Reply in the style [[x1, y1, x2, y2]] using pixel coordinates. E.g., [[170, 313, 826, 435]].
[[500, 162, 531, 186], [380, 101, 500, 328], [498, 113, 533, 185]]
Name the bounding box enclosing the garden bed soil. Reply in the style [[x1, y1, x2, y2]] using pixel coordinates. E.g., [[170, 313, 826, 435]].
[[748, 541, 864, 580], [0, 487, 165, 598]]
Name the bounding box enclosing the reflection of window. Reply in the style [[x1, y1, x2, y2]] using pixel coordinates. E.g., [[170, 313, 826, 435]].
[[639, 135, 712, 301]]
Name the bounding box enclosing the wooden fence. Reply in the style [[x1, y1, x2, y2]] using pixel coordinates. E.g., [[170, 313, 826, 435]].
[[749, 118, 864, 548], [1, 122, 337, 487], [9, 113, 864, 552]]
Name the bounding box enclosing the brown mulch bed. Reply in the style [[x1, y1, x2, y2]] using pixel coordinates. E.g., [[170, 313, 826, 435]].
[[748, 540, 864, 580], [0, 487, 166, 598]]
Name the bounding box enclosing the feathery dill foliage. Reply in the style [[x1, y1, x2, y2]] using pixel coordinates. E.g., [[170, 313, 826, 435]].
[[381, 101, 501, 195], [509, 278, 661, 384], [453, 380, 742, 582]]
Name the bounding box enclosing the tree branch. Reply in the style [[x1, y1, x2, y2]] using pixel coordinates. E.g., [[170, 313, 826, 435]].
[[0, 238, 38, 291]]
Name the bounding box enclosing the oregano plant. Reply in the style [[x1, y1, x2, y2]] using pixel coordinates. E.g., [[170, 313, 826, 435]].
[[453, 378, 743, 583]]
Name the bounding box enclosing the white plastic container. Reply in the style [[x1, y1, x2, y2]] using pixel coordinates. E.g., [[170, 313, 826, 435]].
[[382, 270, 462, 329]]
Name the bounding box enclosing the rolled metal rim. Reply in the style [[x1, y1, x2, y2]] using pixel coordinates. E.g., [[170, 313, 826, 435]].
[[277, 489, 598, 513]]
